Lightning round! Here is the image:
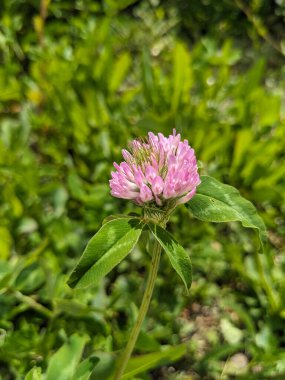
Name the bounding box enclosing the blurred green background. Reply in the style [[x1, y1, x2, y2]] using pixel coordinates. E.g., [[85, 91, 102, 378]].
[[1, 1, 285, 379]]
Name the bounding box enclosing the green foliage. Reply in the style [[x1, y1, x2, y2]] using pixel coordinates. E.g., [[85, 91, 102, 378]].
[[46, 334, 88, 380], [149, 223, 192, 292], [24, 335, 99, 380], [0, 0, 285, 379], [122, 344, 187, 380], [186, 176, 267, 250], [68, 218, 143, 289], [24, 367, 42, 380]]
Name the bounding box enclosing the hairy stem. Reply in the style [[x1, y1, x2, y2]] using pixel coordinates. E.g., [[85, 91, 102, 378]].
[[113, 238, 162, 380]]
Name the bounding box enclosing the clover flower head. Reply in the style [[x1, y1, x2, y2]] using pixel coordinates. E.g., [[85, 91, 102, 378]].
[[109, 130, 200, 209]]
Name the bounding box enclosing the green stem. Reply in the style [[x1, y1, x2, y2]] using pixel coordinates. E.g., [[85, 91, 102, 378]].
[[253, 250, 279, 312], [14, 291, 53, 318], [113, 239, 162, 380]]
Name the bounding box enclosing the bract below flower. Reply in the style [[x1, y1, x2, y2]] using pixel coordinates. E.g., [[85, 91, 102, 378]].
[[109, 130, 200, 209]]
